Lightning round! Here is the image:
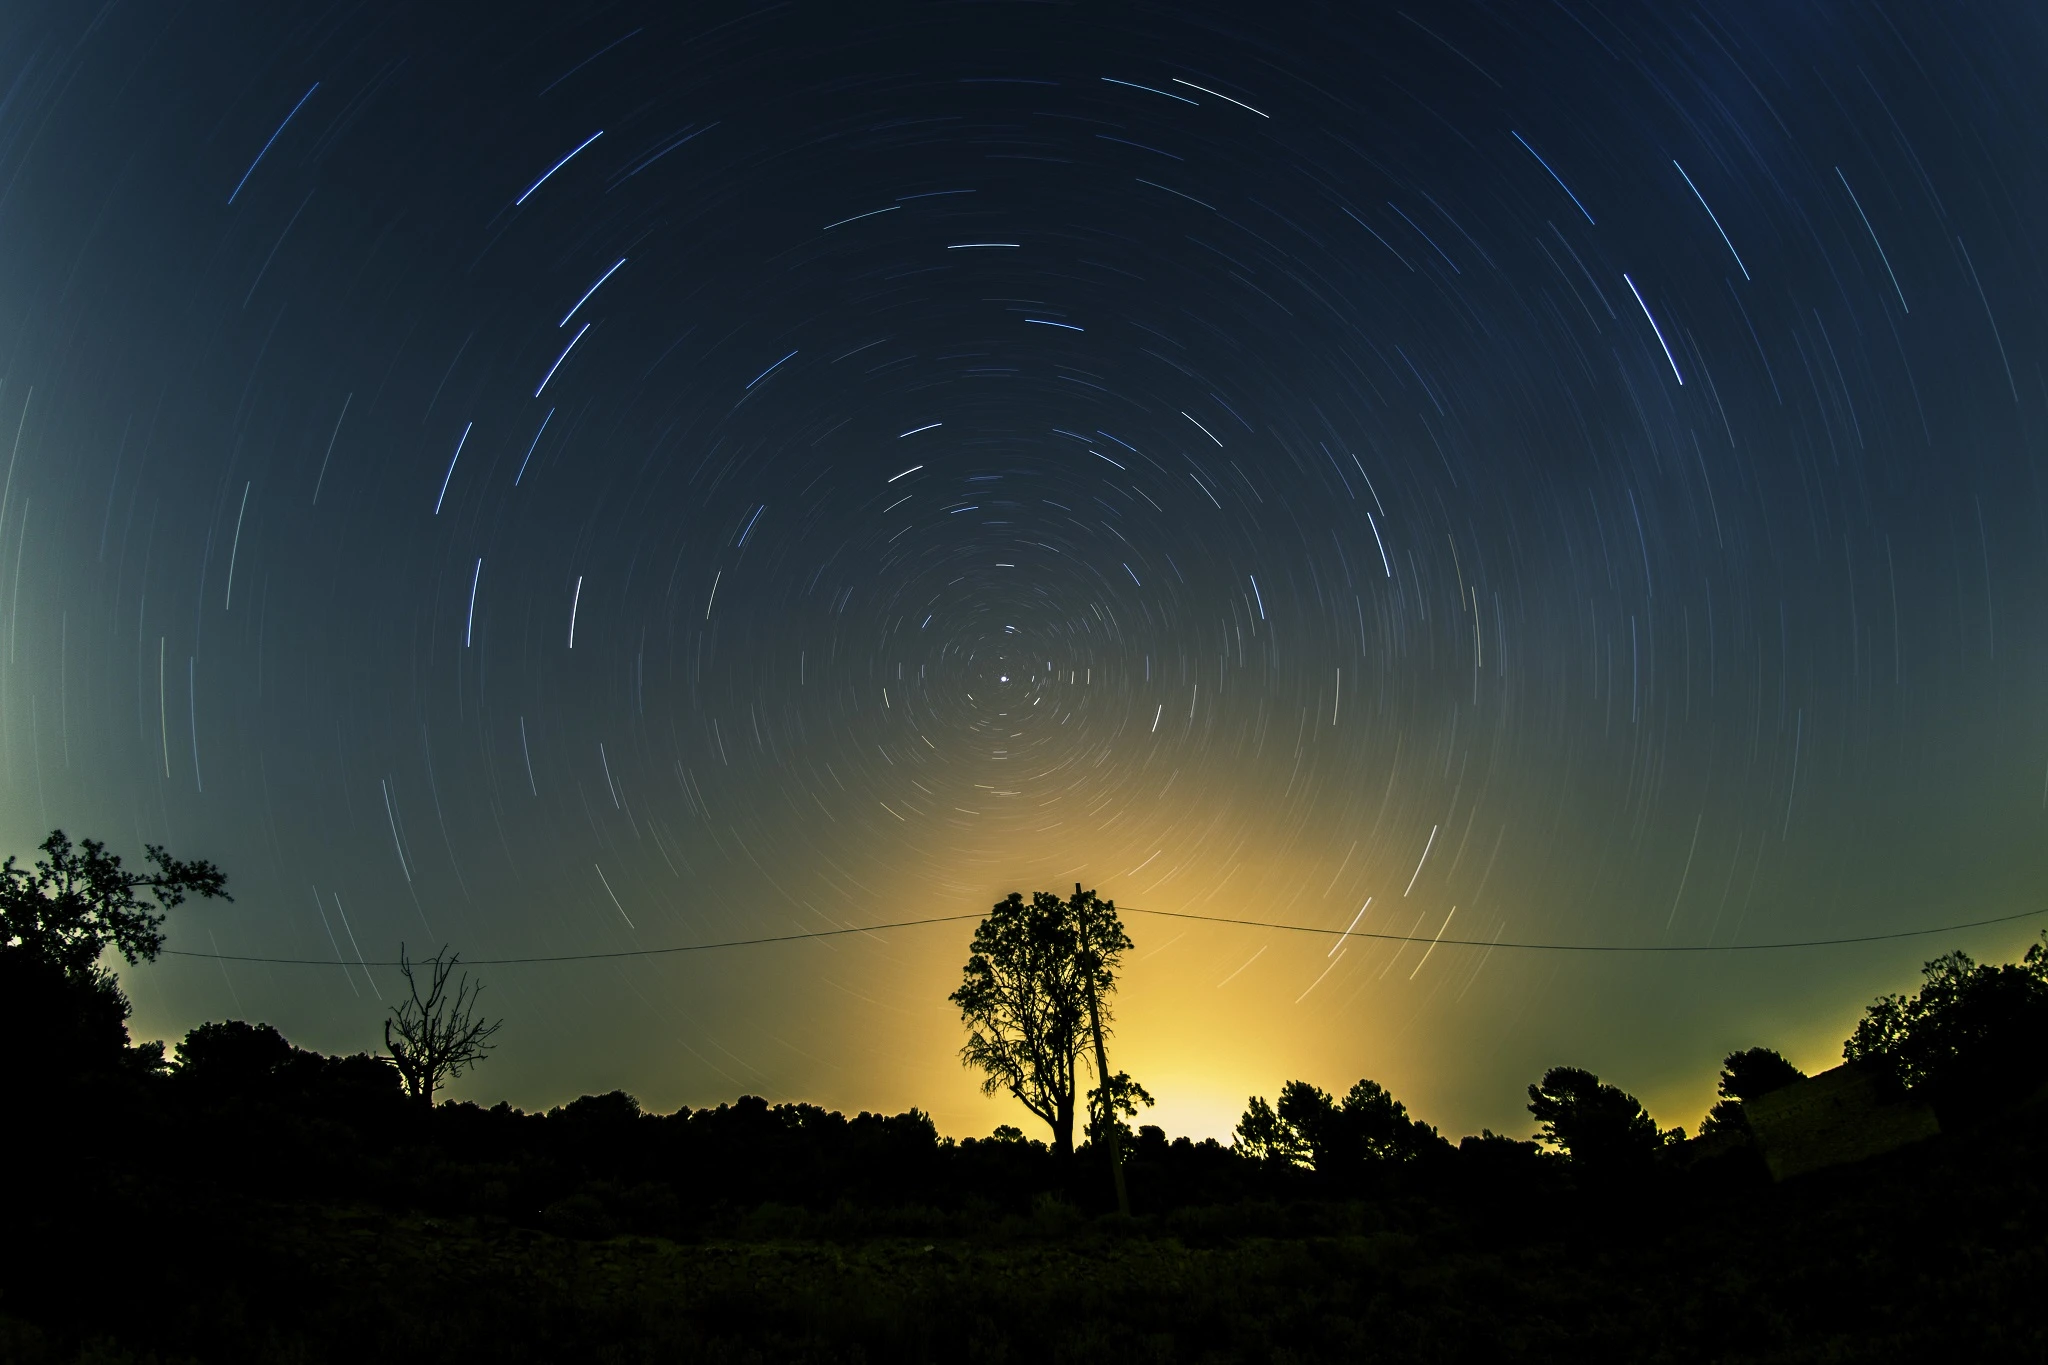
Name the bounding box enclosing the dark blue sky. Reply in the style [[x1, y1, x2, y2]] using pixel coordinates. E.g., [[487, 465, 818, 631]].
[[2, 1, 2044, 1139]]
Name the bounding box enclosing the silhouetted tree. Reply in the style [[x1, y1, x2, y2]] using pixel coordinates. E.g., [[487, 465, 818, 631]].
[[1527, 1066, 1677, 1168], [1232, 1093, 1310, 1166], [549, 1089, 645, 1123], [1083, 1069, 1155, 1149], [384, 943, 501, 1109], [1698, 1046, 1806, 1139], [1, 829, 229, 975], [174, 1018, 402, 1114], [1233, 1078, 1440, 1174], [1721, 1045, 1806, 1099], [175, 1019, 300, 1091], [951, 891, 1091, 1155], [1333, 1078, 1443, 1165], [1843, 933, 2048, 1116], [1278, 1082, 1338, 1160], [0, 830, 228, 1084], [0, 947, 140, 1086]]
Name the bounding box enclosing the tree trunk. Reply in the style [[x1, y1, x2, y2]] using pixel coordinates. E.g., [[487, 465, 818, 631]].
[[1078, 884, 1131, 1216], [1053, 1088, 1074, 1156], [1084, 990, 1129, 1215]]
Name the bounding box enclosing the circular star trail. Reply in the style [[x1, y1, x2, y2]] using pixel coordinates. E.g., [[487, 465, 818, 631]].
[[2, 2, 2045, 1137]]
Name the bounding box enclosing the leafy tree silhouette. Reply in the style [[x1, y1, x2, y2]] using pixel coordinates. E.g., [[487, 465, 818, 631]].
[[952, 891, 1087, 1155], [1083, 1069, 1155, 1150], [174, 1019, 301, 1094], [1843, 932, 2048, 1118], [1233, 1078, 1441, 1174], [384, 943, 501, 1109], [174, 1018, 402, 1114], [1698, 1047, 1805, 1139], [1527, 1066, 1678, 1168], [1276, 1082, 1343, 1169], [1337, 1078, 1444, 1164], [0, 945, 140, 1085], [1232, 1092, 1310, 1166], [951, 888, 1133, 1162], [1, 830, 229, 975], [0, 830, 229, 1084]]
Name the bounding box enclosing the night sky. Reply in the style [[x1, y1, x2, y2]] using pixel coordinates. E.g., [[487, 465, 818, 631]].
[[4, 1, 2045, 1142]]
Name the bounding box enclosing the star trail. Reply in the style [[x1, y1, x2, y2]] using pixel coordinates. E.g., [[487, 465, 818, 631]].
[[1, 2, 2045, 1139]]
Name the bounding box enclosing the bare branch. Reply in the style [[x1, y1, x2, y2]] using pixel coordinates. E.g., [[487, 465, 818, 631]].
[[384, 943, 502, 1109]]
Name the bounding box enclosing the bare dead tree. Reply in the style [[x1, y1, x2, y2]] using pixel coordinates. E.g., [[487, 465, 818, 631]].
[[384, 943, 501, 1108]]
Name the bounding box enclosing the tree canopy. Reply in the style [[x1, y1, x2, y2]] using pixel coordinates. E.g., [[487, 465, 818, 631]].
[[1527, 1066, 1676, 1168], [1233, 1077, 1442, 1175], [1083, 1070, 1155, 1150], [1233, 1093, 1310, 1166], [1, 829, 229, 976], [1698, 1047, 1807, 1139], [951, 889, 1132, 1156], [1, 830, 229, 1085], [0, 943, 139, 1085], [175, 1018, 402, 1111], [1843, 933, 2048, 1115]]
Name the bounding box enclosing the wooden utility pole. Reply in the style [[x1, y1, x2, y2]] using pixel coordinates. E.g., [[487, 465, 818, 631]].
[[1076, 883, 1131, 1217]]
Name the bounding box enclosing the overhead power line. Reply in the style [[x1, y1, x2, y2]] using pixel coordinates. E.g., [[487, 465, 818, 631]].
[[158, 904, 2048, 969], [163, 912, 987, 967], [1124, 905, 2048, 953]]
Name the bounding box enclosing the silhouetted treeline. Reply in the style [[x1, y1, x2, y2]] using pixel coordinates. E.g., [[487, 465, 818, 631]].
[[7, 923, 2046, 1241], [10, 921, 2040, 1253], [7, 1001, 2045, 1365], [12, 1020, 1258, 1237], [9, 828, 2044, 1229], [6, 830, 2047, 1361]]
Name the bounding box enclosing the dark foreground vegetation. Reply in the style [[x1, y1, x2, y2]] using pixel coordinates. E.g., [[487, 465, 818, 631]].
[[4, 1050, 2045, 1364], [4, 831, 2046, 1362]]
